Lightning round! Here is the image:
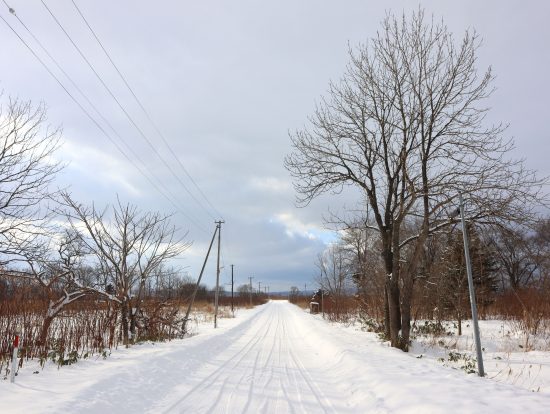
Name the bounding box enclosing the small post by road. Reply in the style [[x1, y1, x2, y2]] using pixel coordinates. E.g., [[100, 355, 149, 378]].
[[10, 330, 19, 383], [248, 276, 254, 306], [457, 193, 485, 377], [231, 264, 234, 316]]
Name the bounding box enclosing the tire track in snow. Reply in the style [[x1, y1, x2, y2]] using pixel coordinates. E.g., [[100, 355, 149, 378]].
[[216, 306, 284, 412], [283, 304, 337, 414], [160, 305, 277, 413], [155, 301, 345, 413]]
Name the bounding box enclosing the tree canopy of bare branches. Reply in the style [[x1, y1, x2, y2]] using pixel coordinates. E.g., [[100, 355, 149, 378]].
[[61, 193, 190, 345], [0, 95, 63, 265], [285, 9, 547, 350]]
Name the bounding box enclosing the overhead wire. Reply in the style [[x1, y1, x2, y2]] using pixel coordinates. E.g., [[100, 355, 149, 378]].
[[41, 0, 220, 224], [71, 0, 223, 221], [0, 2, 206, 232], [0, 5, 209, 235]]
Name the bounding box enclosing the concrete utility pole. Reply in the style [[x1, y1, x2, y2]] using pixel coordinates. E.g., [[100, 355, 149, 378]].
[[248, 276, 254, 306], [231, 264, 234, 316], [182, 224, 219, 335], [214, 220, 224, 329], [457, 193, 485, 377]]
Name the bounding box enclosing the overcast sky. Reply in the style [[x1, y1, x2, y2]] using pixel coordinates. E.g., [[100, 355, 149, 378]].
[[1, 0, 548, 292]]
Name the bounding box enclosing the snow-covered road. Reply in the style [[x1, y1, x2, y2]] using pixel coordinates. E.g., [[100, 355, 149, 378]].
[[2, 300, 550, 413]]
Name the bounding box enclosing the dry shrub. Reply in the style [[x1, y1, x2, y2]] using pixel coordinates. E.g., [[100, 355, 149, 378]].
[[135, 299, 184, 341]]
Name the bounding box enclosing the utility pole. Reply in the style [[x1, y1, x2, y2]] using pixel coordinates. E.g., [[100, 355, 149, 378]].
[[248, 276, 254, 306], [458, 193, 485, 377], [182, 224, 219, 335], [258, 281, 261, 294], [214, 220, 224, 329], [230, 264, 234, 316]]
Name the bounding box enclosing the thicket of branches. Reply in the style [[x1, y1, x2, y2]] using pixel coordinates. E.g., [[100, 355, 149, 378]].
[[314, 216, 550, 334]]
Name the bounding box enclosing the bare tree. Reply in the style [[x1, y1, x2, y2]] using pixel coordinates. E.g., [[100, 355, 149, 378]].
[[288, 286, 300, 304], [285, 9, 546, 349], [2, 229, 118, 351], [61, 193, 190, 345], [238, 284, 253, 297], [329, 212, 386, 319], [315, 243, 354, 319], [437, 226, 498, 334], [0, 95, 63, 265], [490, 225, 539, 290]]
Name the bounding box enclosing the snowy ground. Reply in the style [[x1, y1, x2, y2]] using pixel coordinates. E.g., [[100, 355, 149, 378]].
[[1, 300, 550, 413], [408, 318, 550, 393]]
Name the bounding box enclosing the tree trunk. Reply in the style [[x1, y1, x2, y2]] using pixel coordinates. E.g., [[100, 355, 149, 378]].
[[108, 303, 117, 348], [382, 237, 396, 341], [39, 315, 54, 353], [388, 233, 402, 348], [383, 285, 390, 339], [121, 299, 129, 347], [129, 277, 146, 341], [387, 279, 401, 347], [129, 308, 136, 340], [400, 272, 414, 351]]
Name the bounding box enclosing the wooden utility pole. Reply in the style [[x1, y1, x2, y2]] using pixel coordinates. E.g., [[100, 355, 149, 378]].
[[230, 264, 234, 315], [248, 276, 254, 306], [214, 220, 224, 329]]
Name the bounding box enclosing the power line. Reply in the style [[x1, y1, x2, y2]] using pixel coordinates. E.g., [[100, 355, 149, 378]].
[[41, 0, 220, 223], [0, 8, 209, 235], [71, 0, 223, 220], [1, 3, 207, 232]]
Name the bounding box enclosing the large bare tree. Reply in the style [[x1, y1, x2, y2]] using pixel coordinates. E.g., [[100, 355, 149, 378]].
[[62, 193, 190, 345], [285, 9, 546, 349], [0, 95, 62, 265]]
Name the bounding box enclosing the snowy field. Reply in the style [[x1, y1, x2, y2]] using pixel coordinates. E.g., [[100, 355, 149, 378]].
[[408, 319, 550, 394], [1, 300, 550, 413]]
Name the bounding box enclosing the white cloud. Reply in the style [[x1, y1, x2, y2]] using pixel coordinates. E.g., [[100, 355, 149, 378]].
[[271, 212, 334, 243], [59, 141, 142, 196], [248, 176, 291, 194]]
